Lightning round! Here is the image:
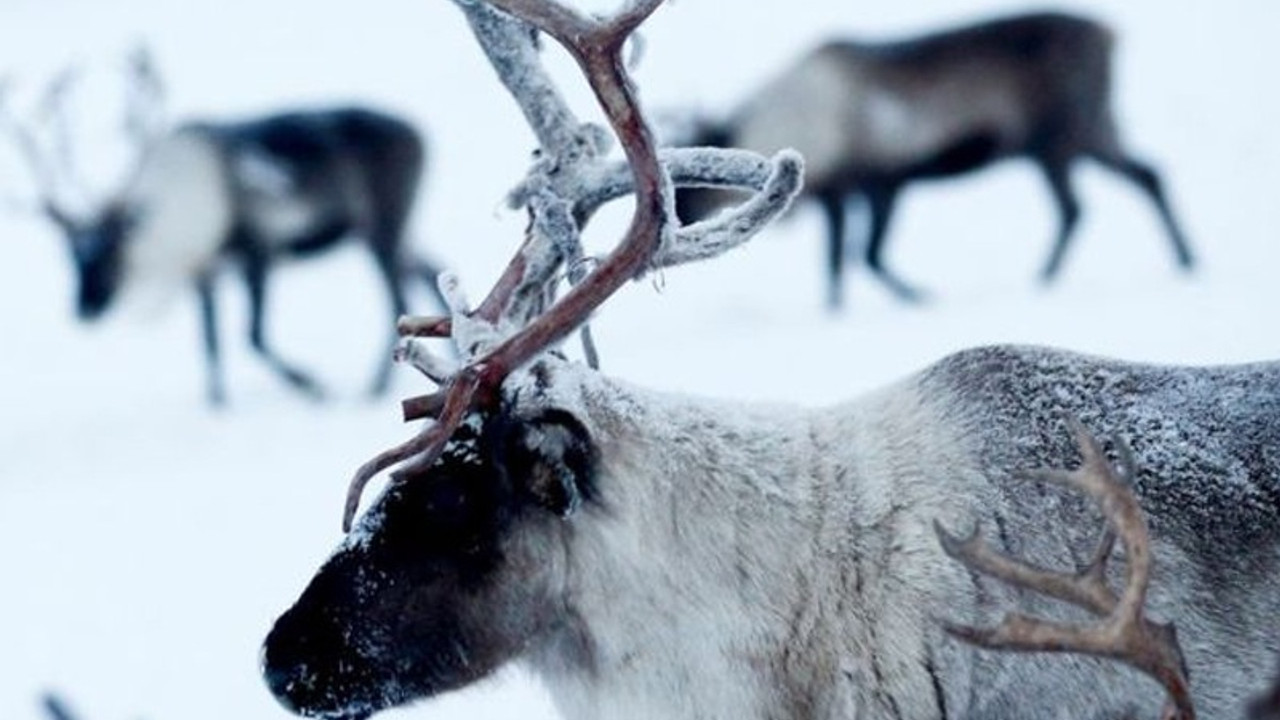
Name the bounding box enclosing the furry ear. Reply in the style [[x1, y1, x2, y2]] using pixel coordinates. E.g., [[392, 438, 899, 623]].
[[506, 409, 595, 518]]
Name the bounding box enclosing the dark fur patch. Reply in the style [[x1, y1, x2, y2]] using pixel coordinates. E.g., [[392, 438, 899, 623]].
[[908, 132, 1002, 178], [68, 203, 131, 319], [263, 407, 597, 720]]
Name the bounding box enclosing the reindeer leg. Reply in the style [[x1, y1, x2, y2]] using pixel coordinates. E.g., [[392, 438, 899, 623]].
[[242, 254, 325, 401], [1037, 157, 1082, 282], [818, 192, 848, 311], [195, 272, 226, 407], [1092, 151, 1195, 272], [864, 182, 924, 303]]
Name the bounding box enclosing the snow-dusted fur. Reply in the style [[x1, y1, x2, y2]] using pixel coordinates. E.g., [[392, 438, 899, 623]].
[[675, 11, 1194, 308], [263, 345, 1280, 720]]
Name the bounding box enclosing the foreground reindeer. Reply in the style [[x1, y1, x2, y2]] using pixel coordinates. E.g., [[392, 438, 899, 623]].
[[262, 2, 1276, 719], [1, 52, 442, 404], [675, 11, 1195, 308]]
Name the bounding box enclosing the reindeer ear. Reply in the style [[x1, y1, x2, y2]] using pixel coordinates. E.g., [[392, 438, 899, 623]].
[[507, 409, 595, 519]]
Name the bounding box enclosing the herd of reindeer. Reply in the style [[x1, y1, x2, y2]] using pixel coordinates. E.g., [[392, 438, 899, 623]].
[[12, 3, 1280, 720], [3, 11, 1196, 406]]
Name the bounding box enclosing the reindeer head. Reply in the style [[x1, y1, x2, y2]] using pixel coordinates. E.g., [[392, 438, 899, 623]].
[[56, 200, 139, 319], [263, 403, 595, 719], [260, 0, 801, 717], [2, 47, 165, 320]]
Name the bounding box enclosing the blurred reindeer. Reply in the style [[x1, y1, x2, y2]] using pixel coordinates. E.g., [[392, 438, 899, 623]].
[[675, 11, 1195, 308], [1, 49, 444, 405]]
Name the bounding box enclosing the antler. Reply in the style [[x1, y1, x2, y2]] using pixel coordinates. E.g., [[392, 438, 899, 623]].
[[123, 45, 166, 148], [108, 44, 168, 202], [934, 419, 1195, 719], [340, 0, 803, 532], [0, 68, 82, 223]]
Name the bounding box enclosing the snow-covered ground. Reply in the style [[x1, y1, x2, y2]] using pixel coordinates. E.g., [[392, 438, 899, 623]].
[[2, 1, 1278, 719]]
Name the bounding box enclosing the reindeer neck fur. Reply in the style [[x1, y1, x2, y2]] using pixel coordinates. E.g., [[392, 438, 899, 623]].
[[517, 360, 976, 720], [114, 126, 231, 314], [521, 346, 1280, 720]]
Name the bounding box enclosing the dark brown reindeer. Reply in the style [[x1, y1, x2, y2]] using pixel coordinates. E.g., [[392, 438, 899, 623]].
[[675, 11, 1195, 308], [1, 51, 444, 405], [262, 2, 1279, 719]]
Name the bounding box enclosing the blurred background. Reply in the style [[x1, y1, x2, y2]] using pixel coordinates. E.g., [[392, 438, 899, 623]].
[[1, 1, 1278, 719]]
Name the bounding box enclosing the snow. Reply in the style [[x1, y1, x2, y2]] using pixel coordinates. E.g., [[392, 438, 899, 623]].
[[2, 1, 1279, 720]]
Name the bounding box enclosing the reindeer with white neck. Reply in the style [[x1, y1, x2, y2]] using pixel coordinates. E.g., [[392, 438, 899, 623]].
[[1, 50, 442, 405], [674, 12, 1196, 309], [261, 2, 1280, 718]]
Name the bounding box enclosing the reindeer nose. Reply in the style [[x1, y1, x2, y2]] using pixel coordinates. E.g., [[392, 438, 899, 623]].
[[263, 604, 380, 719], [261, 613, 320, 714], [261, 651, 301, 713]]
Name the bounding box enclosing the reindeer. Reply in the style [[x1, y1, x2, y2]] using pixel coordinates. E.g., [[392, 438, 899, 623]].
[[261, 2, 1277, 719], [1, 50, 444, 405], [674, 11, 1196, 308]]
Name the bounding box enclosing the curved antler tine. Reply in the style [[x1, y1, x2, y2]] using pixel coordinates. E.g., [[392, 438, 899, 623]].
[[934, 516, 1116, 616], [343, 368, 485, 531], [124, 44, 165, 134], [344, 421, 449, 533], [1079, 431, 1138, 581], [1081, 521, 1119, 584], [381, 370, 488, 478], [395, 339, 459, 384], [38, 66, 84, 193], [349, 0, 796, 539], [570, 146, 797, 229], [444, 0, 679, 366], [438, 272, 471, 316], [402, 392, 447, 423], [398, 315, 453, 338], [344, 429, 443, 533], [1068, 416, 1102, 461], [1058, 422, 1153, 622], [654, 150, 803, 269], [942, 612, 1087, 653], [935, 419, 1195, 719], [609, 0, 666, 43], [36, 65, 80, 118], [1, 113, 70, 215]]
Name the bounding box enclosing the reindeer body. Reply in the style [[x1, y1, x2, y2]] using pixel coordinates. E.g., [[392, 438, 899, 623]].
[[264, 345, 1280, 720], [39, 106, 439, 404], [262, 4, 1254, 717], [676, 12, 1195, 307]]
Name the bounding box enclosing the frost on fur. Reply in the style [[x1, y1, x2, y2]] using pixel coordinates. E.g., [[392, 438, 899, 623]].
[[265, 7, 1280, 720]]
